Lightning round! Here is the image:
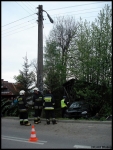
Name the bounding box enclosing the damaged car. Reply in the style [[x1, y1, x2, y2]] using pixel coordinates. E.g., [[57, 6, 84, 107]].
[[64, 101, 91, 119]]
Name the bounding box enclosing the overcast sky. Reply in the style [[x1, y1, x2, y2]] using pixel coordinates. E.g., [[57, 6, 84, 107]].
[[1, 1, 112, 83]]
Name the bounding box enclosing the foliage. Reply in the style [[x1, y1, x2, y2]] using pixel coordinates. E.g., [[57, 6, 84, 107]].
[[42, 4, 112, 118], [13, 55, 35, 96], [43, 16, 78, 90], [74, 80, 112, 117], [1, 98, 18, 116], [1, 97, 33, 117]]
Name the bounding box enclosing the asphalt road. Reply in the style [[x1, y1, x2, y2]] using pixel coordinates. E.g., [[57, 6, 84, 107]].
[[1, 117, 112, 149]]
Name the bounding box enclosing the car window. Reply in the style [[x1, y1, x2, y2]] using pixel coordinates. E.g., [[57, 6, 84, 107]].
[[70, 102, 81, 108], [69, 101, 89, 108]]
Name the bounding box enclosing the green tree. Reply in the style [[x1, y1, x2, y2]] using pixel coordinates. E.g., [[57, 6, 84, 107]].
[[73, 4, 112, 86], [89, 4, 112, 86], [13, 55, 35, 95], [44, 40, 62, 90], [44, 16, 78, 89], [29, 5, 112, 117]]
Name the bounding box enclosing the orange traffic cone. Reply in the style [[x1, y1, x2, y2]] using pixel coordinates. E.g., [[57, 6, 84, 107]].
[[29, 125, 38, 142]]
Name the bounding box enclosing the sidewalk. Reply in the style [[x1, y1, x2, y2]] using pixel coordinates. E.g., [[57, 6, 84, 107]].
[[2, 116, 112, 124]]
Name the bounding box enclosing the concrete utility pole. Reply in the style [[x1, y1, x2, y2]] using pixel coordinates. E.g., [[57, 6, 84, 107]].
[[36, 5, 54, 93], [36, 5, 43, 93]]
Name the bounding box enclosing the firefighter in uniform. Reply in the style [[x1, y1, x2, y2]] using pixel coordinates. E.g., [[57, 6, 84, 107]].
[[43, 89, 57, 125], [17, 90, 31, 126], [61, 96, 68, 118], [32, 87, 43, 124]]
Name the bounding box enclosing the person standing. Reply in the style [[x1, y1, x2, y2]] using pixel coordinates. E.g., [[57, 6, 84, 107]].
[[13, 97, 18, 105], [43, 89, 57, 125], [17, 90, 31, 126], [61, 96, 68, 118], [32, 87, 43, 124]]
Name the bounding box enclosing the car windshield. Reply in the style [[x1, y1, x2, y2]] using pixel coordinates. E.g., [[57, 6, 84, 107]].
[[70, 102, 82, 108]]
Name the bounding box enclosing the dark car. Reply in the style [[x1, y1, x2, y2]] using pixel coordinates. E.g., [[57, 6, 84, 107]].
[[64, 101, 91, 119]]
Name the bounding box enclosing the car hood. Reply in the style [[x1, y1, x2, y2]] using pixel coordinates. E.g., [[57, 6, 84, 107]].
[[67, 107, 88, 112]]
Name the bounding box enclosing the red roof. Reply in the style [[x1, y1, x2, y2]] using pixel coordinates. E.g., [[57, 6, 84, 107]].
[[1, 79, 23, 95]]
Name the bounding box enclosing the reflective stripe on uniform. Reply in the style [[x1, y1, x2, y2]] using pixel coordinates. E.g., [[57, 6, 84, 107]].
[[44, 97, 52, 102], [35, 96, 42, 102], [18, 101, 24, 104], [18, 98, 22, 101], [20, 119, 23, 121], [34, 106, 41, 109], [24, 119, 28, 122], [34, 117, 38, 120], [44, 107, 54, 110], [19, 109, 27, 112]]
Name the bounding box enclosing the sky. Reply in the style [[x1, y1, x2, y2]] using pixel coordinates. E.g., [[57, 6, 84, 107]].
[[1, 1, 112, 83]]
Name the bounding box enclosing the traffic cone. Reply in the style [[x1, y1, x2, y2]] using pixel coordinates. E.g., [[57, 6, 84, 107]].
[[29, 125, 38, 142]]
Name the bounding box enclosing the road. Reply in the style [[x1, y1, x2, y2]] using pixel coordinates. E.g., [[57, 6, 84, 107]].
[[1, 118, 112, 149]]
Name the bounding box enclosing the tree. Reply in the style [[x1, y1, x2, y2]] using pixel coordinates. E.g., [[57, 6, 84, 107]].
[[42, 5, 112, 117], [13, 55, 35, 95], [72, 4, 112, 86], [44, 16, 78, 89]]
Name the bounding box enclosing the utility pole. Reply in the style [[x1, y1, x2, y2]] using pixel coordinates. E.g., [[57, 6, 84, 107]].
[[36, 5, 43, 93], [36, 5, 54, 93]]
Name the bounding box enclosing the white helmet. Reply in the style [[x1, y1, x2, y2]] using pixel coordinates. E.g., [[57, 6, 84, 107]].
[[33, 87, 39, 92], [19, 90, 25, 95]]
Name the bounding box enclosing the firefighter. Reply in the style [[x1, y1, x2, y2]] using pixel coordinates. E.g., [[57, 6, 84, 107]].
[[32, 87, 43, 124], [43, 89, 57, 125], [61, 96, 68, 118], [17, 90, 31, 126]]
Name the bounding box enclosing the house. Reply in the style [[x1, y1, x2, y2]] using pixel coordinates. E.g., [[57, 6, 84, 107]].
[[1, 79, 22, 100]]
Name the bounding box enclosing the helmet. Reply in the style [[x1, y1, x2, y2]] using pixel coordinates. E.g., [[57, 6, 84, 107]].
[[33, 87, 39, 92], [19, 90, 25, 95]]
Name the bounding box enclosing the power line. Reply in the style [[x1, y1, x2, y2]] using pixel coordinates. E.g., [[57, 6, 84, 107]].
[[20, 1, 37, 21], [2, 2, 110, 27], [46, 1, 105, 11], [15, 1, 32, 15], [2, 2, 111, 37], [28, 2, 36, 9], [2, 14, 99, 38], [2, 7, 105, 31], [1, 13, 103, 36], [2, 13, 35, 27], [2, 18, 37, 31], [26, 2, 35, 10], [15, 1, 36, 26], [53, 10, 102, 19], [2, 25, 37, 38], [2, 20, 36, 35], [2, 10, 110, 38], [49, 6, 103, 17], [2, 8, 105, 34], [21, 1, 35, 13]]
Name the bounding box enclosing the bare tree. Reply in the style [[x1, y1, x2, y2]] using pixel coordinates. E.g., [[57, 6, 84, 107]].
[[47, 16, 79, 82]]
